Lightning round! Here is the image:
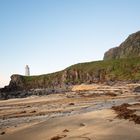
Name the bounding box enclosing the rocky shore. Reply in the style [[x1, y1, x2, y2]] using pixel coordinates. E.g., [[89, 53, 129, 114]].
[[0, 83, 140, 140]]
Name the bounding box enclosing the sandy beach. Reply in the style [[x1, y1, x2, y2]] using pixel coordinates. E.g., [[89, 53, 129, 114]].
[[0, 84, 140, 140]]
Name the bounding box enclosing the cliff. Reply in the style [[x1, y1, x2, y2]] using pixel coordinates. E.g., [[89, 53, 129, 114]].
[[104, 31, 140, 60], [3, 57, 140, 92], [1, 31, 140, 99]]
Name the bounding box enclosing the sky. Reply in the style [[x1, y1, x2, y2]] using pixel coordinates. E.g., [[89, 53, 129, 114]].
[[0, 0, 140, 87]]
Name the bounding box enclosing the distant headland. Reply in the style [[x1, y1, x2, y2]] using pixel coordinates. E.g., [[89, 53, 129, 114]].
[[0, 31, 140, 99]]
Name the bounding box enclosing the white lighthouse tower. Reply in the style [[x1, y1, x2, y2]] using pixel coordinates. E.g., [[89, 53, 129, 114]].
[[25, 65, 30, 76]]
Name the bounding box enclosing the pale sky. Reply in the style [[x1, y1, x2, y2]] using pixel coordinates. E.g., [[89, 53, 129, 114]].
[[0, 0, 140, 87]]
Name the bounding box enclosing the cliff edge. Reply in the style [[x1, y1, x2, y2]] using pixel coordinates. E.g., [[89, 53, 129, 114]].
[[3, 57, 140, 92], [1, 31, 140, 99]]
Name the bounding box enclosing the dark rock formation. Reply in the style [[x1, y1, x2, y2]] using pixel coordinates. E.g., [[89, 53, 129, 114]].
[[104, 31, 140, 60], [134, 86, 140, 93]]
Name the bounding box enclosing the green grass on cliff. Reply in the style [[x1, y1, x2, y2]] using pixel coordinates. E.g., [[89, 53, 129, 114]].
[[22, 57, 140, 87], [67, 57, 140, 80]]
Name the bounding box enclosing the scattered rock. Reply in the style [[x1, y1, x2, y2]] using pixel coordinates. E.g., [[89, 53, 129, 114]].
[[69, 103, 75, 105], [107, 92, 117, 97], [50, 135, 67, 140], [1, 131, 5, 135], [108, 119, 113, 122], [30, 110, 36, 113], [2, 117, 5, 120], [20, 111, 26, 114], [63, 129, 69, 133], [134, 86, 140, 92], [79, 123, 85, 127]]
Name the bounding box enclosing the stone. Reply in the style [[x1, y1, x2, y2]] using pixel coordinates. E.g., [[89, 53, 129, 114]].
[[104, 31, 140, 60]]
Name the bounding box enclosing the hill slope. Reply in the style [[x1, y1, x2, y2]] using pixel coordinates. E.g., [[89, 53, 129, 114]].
[[3, 57, 140, 92], [104, 31, 140, 60], [1, 31, 140, 93]]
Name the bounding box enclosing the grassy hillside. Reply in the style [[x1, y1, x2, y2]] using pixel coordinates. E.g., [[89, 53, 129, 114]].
[[66, 57, 140, 81], [16, 57, 140, 90]]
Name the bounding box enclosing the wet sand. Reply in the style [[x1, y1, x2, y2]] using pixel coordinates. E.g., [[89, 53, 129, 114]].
[[0, 83, 140, 140]]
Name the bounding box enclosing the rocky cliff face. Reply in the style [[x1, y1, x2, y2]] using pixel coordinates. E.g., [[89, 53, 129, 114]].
[[1, 31, 140, 99], [2, 56, 140, 94], [4, 70, 107, 92], [104, 31, 140, 60]]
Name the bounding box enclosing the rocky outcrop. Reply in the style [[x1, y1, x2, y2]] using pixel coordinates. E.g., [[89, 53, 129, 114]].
[[134, 86, 140, 93], [1, 31, 140, 99], [104, 31, 140, 60], [1, 56, 140, 95]]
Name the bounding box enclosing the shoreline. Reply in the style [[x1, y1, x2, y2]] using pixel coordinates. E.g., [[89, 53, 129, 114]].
[[0, 83, 140, 140]]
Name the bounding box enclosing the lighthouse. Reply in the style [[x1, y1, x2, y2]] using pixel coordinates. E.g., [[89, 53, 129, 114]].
[[25, 65, 30, 76]]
